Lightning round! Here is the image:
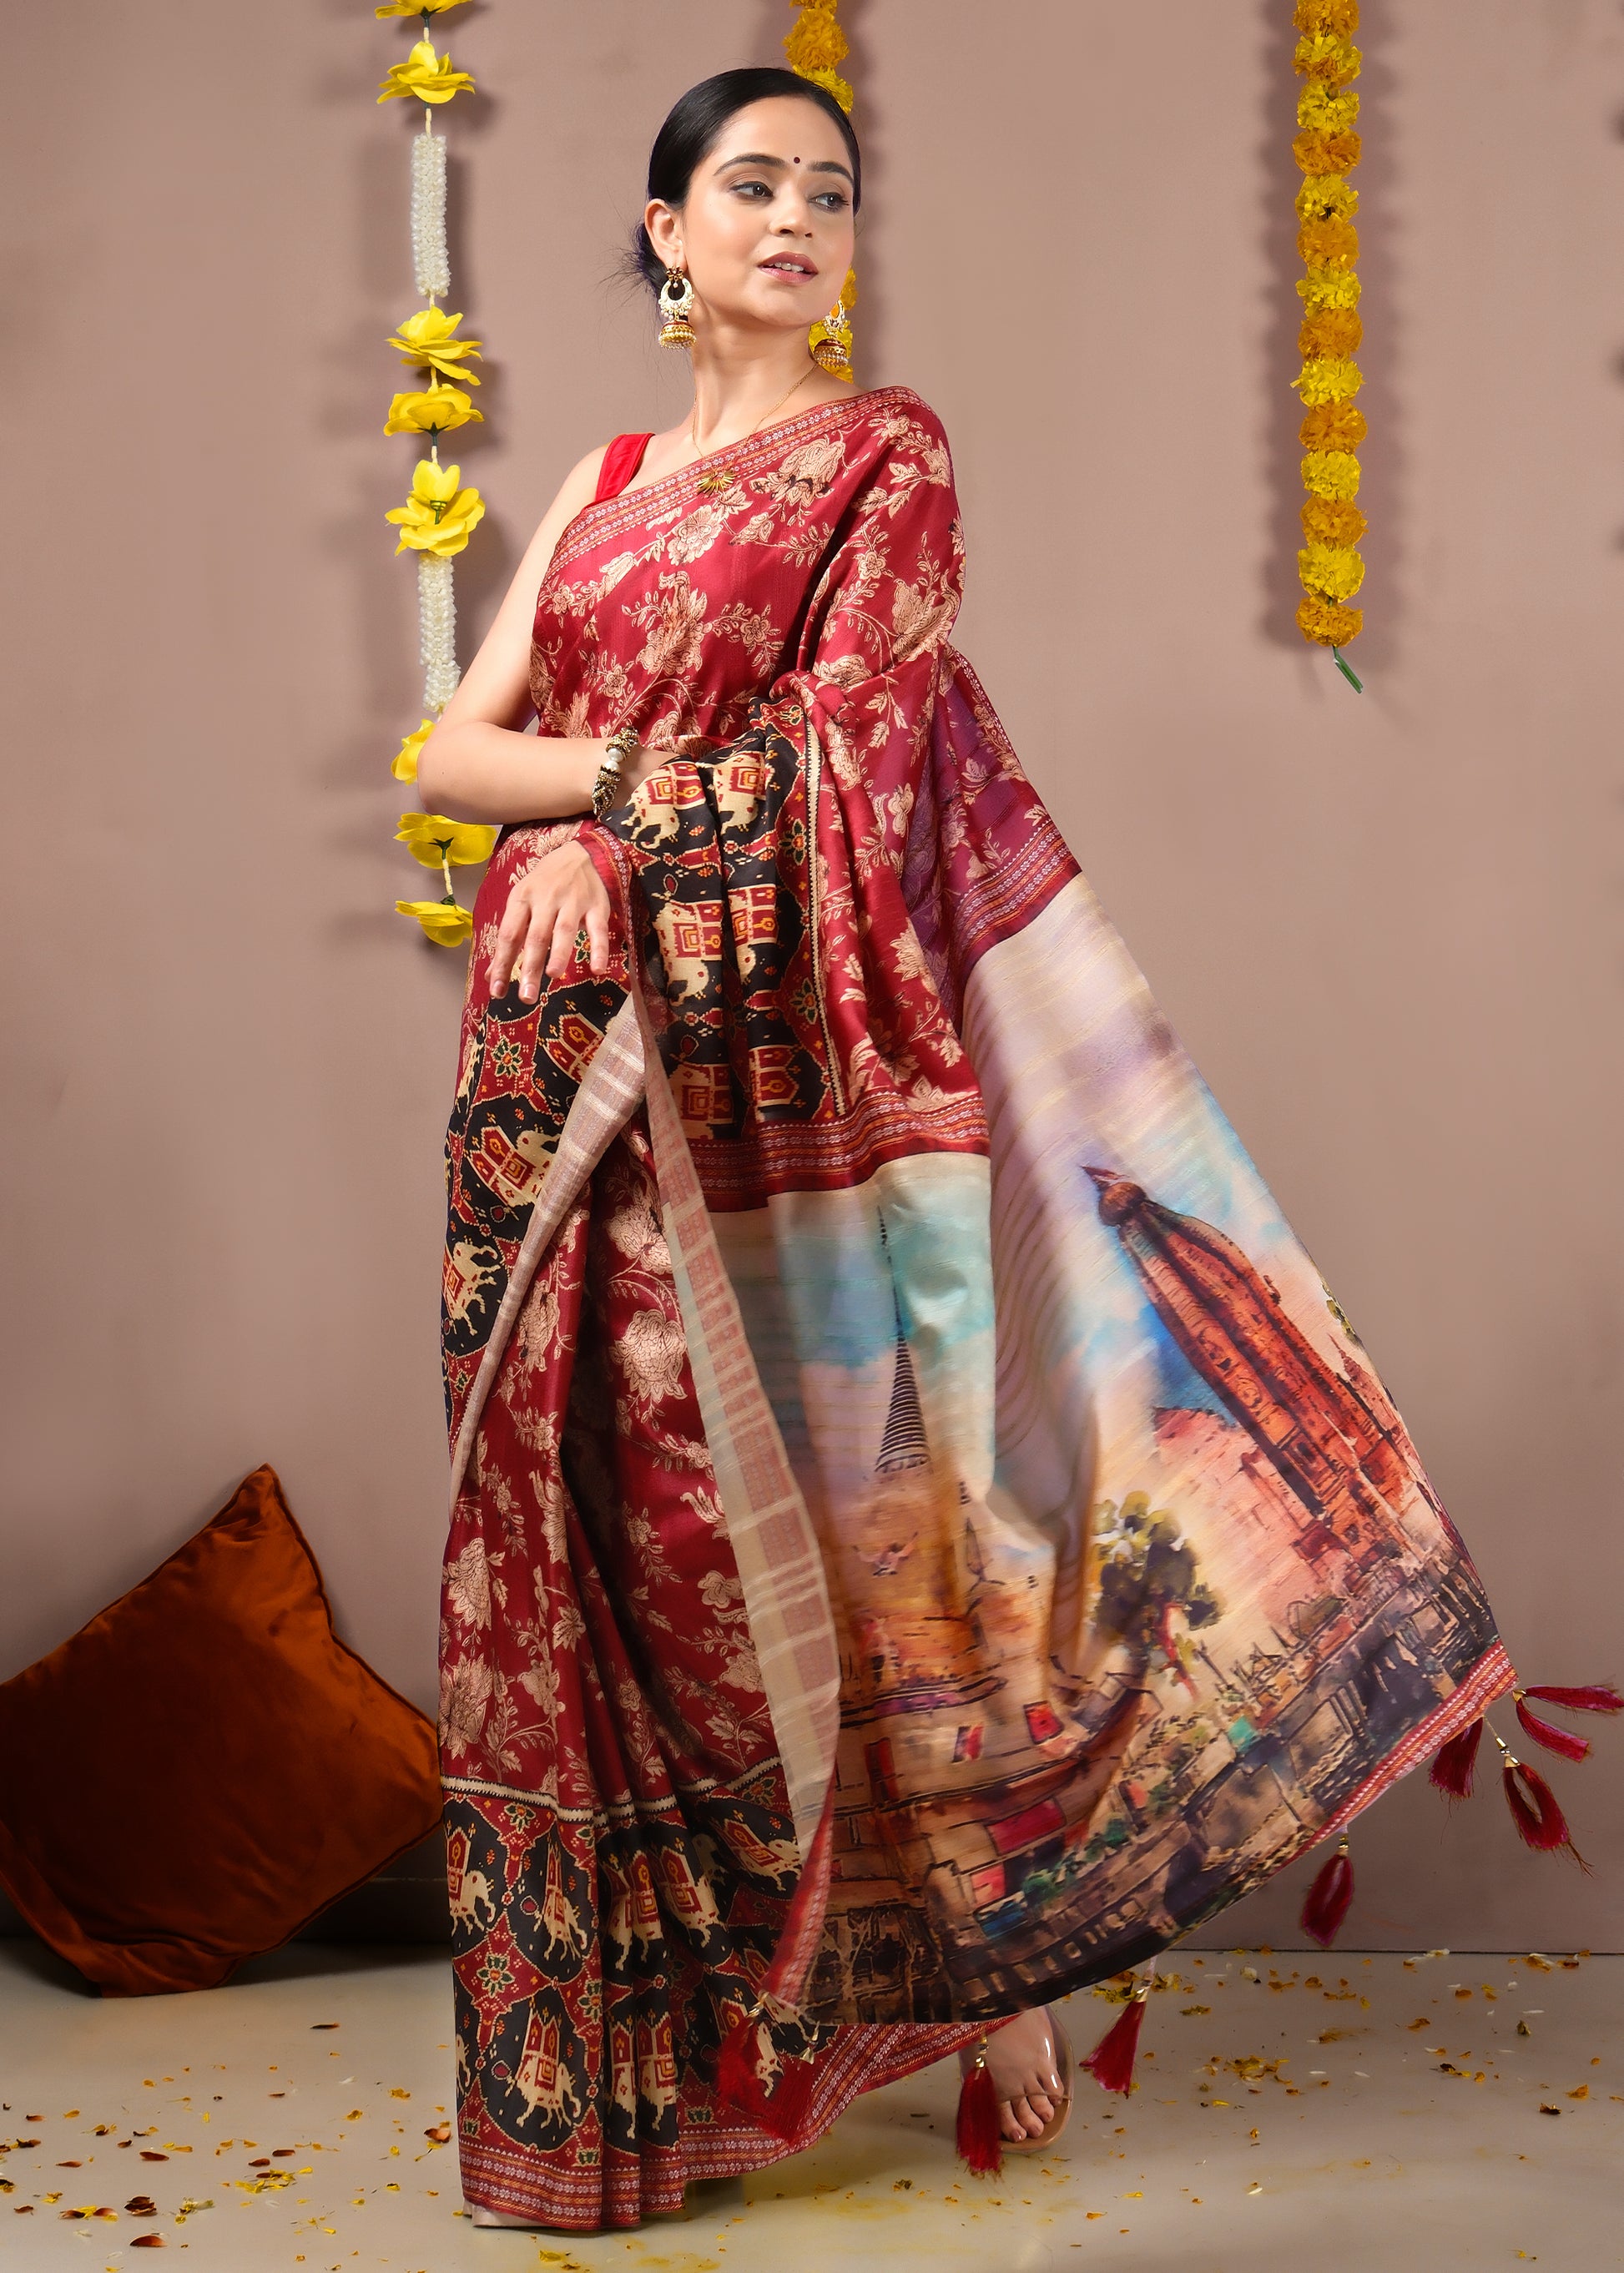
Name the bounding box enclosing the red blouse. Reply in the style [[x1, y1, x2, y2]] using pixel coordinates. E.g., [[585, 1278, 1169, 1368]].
[[593, 431, 653, 502]]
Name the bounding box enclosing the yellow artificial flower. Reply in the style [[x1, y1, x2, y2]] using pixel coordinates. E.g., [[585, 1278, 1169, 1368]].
[[784, 0, 848, 74], [1294, 0, 1359, 38], [1298, 541, 1365, 602], [388, 307, 483, 383], [1293, 129, 1361, 175], [396, 811, 497, 868], [784, 0, 853, 109], [384, 382, 482, 437], [386, 459, 486, 557], [1296, 173, 1359, 222], [1297, 265, 1362, 312], [1293, 31, 1361, 86], [1300, 448, 1362, 501], [1292, 355, 1363, 406], [1299, 398, 1367, 450], [1300, 495, 1367, 547], [391, 720, 436, 783], [377, 37, 474, 106], [396, 896, 474, 947], [376, 0, 468, 15], [1296, 592, 1363, 648], [1299, 306, 1362, 360], [1297, 214, 1359, 270], [1297, 81, 1359, 133]]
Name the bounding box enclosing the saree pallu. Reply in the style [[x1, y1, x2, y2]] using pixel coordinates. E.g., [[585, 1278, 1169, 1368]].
[[438, 388, 1508, 2228]]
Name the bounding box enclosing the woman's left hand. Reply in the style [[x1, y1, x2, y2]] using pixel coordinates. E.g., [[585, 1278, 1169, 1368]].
[[488, 840, 614, 1003]]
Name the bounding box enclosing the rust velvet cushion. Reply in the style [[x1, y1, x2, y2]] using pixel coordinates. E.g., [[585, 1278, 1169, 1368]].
[[0, 1465, 441, 1995]]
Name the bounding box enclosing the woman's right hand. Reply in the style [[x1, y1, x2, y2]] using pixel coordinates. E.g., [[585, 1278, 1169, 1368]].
[[488, 840, 614, 1004]]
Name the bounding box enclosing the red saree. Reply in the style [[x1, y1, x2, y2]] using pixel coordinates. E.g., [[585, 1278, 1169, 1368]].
[[438, 387, 1508, 2228]]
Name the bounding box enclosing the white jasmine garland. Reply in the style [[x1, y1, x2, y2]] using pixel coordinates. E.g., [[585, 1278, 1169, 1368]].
[[418, 551, 460, 710], [411, 113, 451, 301]]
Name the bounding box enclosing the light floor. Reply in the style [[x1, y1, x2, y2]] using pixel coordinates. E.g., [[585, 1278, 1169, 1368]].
[[0, 1939, 1616, 2273]]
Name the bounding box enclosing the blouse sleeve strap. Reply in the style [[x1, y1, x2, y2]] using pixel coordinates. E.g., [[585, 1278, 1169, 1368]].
[[593, 432, 654, 503]]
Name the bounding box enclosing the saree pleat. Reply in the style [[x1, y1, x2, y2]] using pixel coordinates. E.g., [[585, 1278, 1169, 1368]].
[[444, 1117, 976, 2227]]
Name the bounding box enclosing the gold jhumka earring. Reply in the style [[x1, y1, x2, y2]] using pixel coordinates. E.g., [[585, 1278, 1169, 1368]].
[[658, 268, 695, 347], [812, 290, 853, 378]]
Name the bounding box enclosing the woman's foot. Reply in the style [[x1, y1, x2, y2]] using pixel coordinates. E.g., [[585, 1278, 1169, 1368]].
[[471, 2207, 544, 2227], [959, 2005, 1070, 2143]]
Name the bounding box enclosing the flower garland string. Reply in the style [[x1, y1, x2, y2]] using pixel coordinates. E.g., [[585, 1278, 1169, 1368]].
[[785, 0, 857, 380], [1292, 0, 1365, 692], [376, 0, 494, 944]]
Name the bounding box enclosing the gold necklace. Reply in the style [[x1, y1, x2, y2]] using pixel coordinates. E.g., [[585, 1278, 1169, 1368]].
[[688, 360, 820, 466]]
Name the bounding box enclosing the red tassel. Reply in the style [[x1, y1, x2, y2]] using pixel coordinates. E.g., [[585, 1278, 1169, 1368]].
[[1082, 1987, 1148, 2096], [1299, 1837, 1354, 1948], [1429, 1717, 1483, 1800], [956, 2045, 1002, 2175], [1523, 1683, 1624, 1715], [1501, 1756, 1589, 1870], [1516, 1698, 1591, 1763]]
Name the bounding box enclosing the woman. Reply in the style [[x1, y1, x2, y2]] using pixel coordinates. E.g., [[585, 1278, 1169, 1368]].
[[417, 67, 1507, 2234]]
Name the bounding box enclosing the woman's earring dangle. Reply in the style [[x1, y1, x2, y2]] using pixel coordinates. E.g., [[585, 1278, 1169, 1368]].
[[812, 292, 853, 379], [658, 268, 695, 348]]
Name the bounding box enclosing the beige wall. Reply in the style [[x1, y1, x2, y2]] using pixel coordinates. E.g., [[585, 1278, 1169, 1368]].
[[7, 1, 1621, 1949]]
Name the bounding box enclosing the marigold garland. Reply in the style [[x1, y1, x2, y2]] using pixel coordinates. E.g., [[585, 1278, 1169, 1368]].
[[375, 4, 490, 945], [785, 1, 858, 381], [1291, 0, 1364, 680]]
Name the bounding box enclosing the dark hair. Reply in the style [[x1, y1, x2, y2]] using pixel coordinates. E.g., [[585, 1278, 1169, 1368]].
[[630, 68, 861, 295]]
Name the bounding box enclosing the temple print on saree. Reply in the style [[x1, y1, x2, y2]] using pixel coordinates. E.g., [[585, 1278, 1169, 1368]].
[[436, 386, 1508, 2225]]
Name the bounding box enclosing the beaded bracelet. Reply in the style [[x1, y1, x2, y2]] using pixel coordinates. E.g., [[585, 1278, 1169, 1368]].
[[591, 724, 641, 820]]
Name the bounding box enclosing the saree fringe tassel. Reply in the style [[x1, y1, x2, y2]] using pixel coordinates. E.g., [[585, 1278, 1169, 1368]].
[[1082, 1978, 1152, 2097], [955, 2044, 1003, 2175], [1516, 1699, 1591, 1764], [1299, 1834, 1355, 1948], [1522, 1683, 1624, 1715], [1430, 1716, 1484, 1800], [1500, 1751, 1588, 1869], [1429, 1679, 1618, 1867]]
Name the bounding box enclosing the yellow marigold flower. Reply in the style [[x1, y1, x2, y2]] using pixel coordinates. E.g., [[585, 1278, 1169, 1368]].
[[1293, 33, 1361, 87], [1293, 355, 1363, 405], [1298, 215, 1359, 269], [389, 307, 483, 383], [391, 720, 436, 783], [396, 897, 474, 947], [784, 0, 847, 72], [384, 382, 482, 437], [1299, 399, 1367, 449], [1299, 542, 1365, 602], [377, 37, 474, 106], [1298, 265, 1362, 312], [1299, 307, 1363, 359], [396, 811, 497, 868], [1294, 129, 1361, 174], [1296, 592, 1363, 648], [376, 0, 468, 14], [798, 65, 855, 111], [1294, 0, 1359, 36], [1301, 496, 1367, 547], [1297, 81, 1359, 133], [1296, 173, 1359, 222], [1301, 448, 1361, 501], [386, 459, 486, 557]]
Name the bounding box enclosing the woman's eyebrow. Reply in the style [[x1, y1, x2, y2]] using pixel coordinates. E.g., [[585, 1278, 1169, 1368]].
[[715, 149, 855, 184]]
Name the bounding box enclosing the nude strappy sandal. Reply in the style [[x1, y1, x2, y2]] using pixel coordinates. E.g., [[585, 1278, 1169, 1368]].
[[1001, 2003, 1073, 2155], [957, 2003, 1074, 2170]]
